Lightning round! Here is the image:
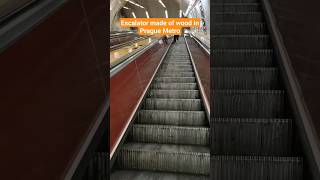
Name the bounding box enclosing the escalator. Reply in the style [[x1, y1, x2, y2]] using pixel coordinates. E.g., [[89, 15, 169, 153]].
[[211, 0, 303, 179], [111, 39, 210, 179]]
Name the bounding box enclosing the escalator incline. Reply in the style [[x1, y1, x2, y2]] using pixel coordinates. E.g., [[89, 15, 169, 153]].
[[111, 39, 210, 179], [211, 1, 303, 180]]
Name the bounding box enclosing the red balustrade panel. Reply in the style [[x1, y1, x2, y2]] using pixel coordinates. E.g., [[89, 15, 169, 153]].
[[110, 40, 171, 155], [186, 37, 210, 105]]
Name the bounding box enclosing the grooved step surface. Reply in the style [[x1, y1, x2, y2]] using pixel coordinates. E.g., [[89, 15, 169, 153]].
[[111, 170, 210, 180], [213, 23, 267, 35], [213, 12, 263, 23], [211, 156, 303, 180], [211, 0, 303, 179], [212, 3, 261, 12], [214, 0, 258, 2], [144, 98, 202, 111], [116, 143, 210, 175], [158, 72, 195, 77], [211, 118, 292, 155], [154, 77, 196, 83], [137, 110, 206, 126], [148, 90, 200, 99], [160, 66, 193, 71], [130, 124, 209, 145], [151, 83, 197, 90], [212, 67, 280, 89], [213, 35, 271, 49], [212, 49, 274, 67], [213, 90, 286, 118]]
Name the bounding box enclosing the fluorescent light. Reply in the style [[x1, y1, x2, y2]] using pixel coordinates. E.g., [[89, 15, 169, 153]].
[[165, 10, 168, 18], [126, 0, 144, 8], [158, 0, 166, 8], [179, 10, 182, 17], [185, 0, 193, 15], [146, 11, 150, 18], [132, 12, 136, 18], [123, 6, 130, 9]]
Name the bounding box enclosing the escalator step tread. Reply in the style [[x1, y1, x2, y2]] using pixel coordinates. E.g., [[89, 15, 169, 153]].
[[151, 83, 198, 90], [212, 67, 280, 89], [154, 77, 196, 83], [212, 3, 261, 12], [116, 142, 210, 175], [214, 0, 259, 2], [137, 110, 207, 126], [158, 72, 195, 77], [143, 98, 203, 111], [213, 23, 267, 35], [211, 118, 292, 155], [148, 89, 200, 99], [213, 35, 271, 49], [111, 170, 209, 180], [213, 90, 286, 118], [213, 12, 263, 23], [130, 124, 209, 145], [211, 155, 302, 180], [212, 49, 274, 67]]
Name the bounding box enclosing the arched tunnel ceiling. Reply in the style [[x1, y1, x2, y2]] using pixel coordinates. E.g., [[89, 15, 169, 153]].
[[111, 0, 193, 19], [110, 0, 209, 31]]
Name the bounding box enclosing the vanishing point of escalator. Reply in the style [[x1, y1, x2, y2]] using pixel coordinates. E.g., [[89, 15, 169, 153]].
[[211, 0, 303, 180], [111, 39, 210, 179]]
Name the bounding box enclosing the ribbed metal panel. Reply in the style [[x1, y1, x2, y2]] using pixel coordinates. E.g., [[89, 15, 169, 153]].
[[111, 170, 210, 180], [117, 143, 210, 175], [130, 124, 209, 145], [211, 156, 303, 180], [148, 90, 200, 99], [211, 0, 304, 179], [213, 49, 274, 67], [160, 66, 193, 71], [87, 153, 108, 180], [211, 118, 292, 155], [213, 90, 286, 118], [213, 23, 267, 35], [158, 72, 195, 77], [212, 67, 280, 89], [144, 98, 202, 111], [213, 12, 263, 23], [151, 83, 197, 90], [213, 35, 271, 49], [137, 110, 207, 126], [162, 62, 192, 66], [212, 3, 261, 12], [214, 0, 258, 2], [154, 77, 196, 83]]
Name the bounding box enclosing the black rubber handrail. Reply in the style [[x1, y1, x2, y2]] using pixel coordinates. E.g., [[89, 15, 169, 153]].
[[0, 0, 37, 24], [110, 37, 161, 77], [110, 36, 150, 51], [261, 0, 320, 179], [0, 0, 66, 53], [188, 33, 210, 55]]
